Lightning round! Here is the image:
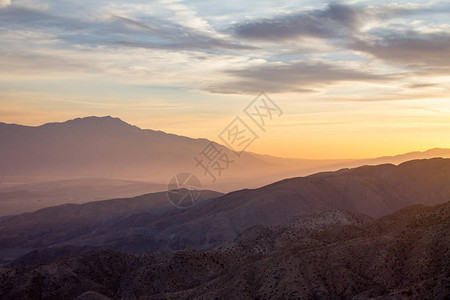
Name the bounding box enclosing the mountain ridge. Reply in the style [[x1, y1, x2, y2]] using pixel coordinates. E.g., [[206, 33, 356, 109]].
[[0, 200, 448, 299], [2, 116, 449, 161]]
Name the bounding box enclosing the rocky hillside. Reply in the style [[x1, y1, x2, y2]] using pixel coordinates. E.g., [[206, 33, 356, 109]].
[[0, 201, 448, 299]]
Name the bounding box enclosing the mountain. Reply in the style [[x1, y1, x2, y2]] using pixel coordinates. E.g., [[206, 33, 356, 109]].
[[0, 201, 448, 299], [0, 116, 216, 180], [0, 116, 315, 215], [2, 116, 448, 193], [0, 189, 223, 265], [0, 116, 319, 186], [0, 158, 449, 266], [331, 147, 450, 170], [1, 117, 449, 217]]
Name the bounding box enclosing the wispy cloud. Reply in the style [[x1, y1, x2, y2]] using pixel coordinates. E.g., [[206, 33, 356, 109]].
[[2, 1, 449, 93], [0, 4, 254, 52], [206, 60, 389, 94], [233, 3, 362, 41], [351, 30, 450, 68]]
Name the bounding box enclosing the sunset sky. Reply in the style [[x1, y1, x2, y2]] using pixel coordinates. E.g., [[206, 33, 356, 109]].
[[1, 0, 449, 159]]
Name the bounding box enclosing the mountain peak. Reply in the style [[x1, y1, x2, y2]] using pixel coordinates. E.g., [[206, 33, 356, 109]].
[[40, 116, 140, 130], [65, 116, 130, 125]]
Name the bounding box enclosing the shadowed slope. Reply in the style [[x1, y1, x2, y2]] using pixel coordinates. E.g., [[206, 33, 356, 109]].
[[0, 201, 448, 299]]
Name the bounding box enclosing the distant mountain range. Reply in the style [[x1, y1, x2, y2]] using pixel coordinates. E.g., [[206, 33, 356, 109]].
[[1, 116, 449, 216], [1, 116, 449, 189], [0, 116, 309, 185], [0, 158, 449, 267], [1, 200, 448, 299]]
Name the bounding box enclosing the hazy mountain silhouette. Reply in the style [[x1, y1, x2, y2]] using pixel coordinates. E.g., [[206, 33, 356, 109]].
[[0, 158, 448, 266], [0, 116, 299, 215], [1, 201, 448, 299], [2, 117, 450, 217], [2, 116, 448, 194], [0, 116, 304, 183]]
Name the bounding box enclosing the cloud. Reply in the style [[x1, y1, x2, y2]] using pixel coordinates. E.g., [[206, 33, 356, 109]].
[[232, 2, 450, 42], [206, 60, 389, 94], [0, 6, 88, 32], [0, 5, 254, 52], [408, 83, 439, 89], [113, 15, 158, 32], [112, 16, 256, 51], [369, 2, 450, 19], [0, 0, 10, 9], [232, 2, 450, 73], [351, 31, 450, 69], [1, 0, 449, 99], [233, 3, 362, 41]]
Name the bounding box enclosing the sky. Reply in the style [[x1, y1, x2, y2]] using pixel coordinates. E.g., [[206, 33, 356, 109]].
[[0, 0, 449, 159]]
